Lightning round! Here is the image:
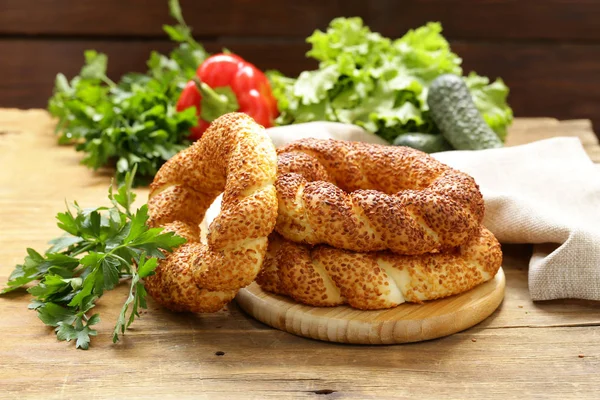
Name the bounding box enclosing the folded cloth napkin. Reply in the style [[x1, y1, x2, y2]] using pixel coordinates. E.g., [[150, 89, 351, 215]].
[[261, 124, 600, 302], [433, 137, 600, 301]]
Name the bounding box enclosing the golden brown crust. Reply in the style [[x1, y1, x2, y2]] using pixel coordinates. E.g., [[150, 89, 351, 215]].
[[144, 113, 278, 313], [145, 128, 497, 313], [257, 227, 502, 310], [275, 139, 485, 255]]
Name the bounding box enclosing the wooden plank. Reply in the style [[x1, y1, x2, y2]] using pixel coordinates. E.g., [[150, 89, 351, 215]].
[[454, 41, 600, 136], [0, 39, 314, 109], [1, 0, 600, 41], [507, 118, 600, 162], [1, 109, 600, 398], [0, 40, 170, 109], [1, 302, 599, 398], [368, 0, 600, 41], [0, 0, 366, 37], [485, 244, 600, 329]]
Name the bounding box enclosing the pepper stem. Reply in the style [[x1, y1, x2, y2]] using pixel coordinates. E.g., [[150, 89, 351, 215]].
[[192, 77, 228, 107], [192, 77, 240, 122]]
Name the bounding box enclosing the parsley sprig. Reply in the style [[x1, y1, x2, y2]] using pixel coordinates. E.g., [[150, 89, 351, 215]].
[[0, 166, 186, 349], [48, 0, 208, 186]]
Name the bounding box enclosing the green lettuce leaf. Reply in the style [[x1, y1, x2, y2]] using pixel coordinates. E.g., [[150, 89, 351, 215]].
[[269, 17, 513, 144], [465, 72, 513, 141]]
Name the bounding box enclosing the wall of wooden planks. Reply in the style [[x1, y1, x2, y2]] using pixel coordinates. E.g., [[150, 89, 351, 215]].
[[1, 0, 599, 135]]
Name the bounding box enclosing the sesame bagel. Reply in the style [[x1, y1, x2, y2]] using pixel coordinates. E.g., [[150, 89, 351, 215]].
[[257, 227, 502, 310], [275, 139, 485, 255], [144, 113, 278, 313]]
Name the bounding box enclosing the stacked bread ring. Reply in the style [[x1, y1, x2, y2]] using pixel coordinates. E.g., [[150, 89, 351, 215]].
[[255, 138, 502, 310], [145, 113, 502, 312]]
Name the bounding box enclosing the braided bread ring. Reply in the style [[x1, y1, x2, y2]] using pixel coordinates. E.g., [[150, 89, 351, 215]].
[[144, 113, 278, 313], [275, 139, 485, 255], [257, 227, 502, 310]]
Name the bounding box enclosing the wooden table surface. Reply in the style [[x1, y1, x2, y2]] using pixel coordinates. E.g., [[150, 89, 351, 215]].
[[1, 109, 599, 399]]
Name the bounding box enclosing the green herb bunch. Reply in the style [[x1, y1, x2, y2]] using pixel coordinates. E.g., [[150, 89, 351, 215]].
[[48, 0, 207, 186], [1, 167, 186, 349]]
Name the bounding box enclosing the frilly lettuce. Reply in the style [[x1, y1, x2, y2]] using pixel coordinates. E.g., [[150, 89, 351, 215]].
[[464, 72, 513, 141], [269, 18, 513, 143]]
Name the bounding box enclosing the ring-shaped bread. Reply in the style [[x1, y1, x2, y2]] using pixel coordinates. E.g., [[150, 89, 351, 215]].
[[257, 227, 502, 310], [275, 139, 485, 255], [144, 113, 278, 313]]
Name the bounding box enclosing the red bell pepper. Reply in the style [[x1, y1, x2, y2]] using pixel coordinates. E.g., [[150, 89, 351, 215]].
[[176, 53, 279, 141]]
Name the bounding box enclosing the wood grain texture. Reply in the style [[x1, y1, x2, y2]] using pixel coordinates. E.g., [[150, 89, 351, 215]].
[[1, 110, 600, 399], [455, 42, 600, 133], [507, 118, 600, 162], [236, 269, 505, 344], [0, 0, 366, 37], [369, 0, 600, 41], [1, 0, 599, 40], [0, 39, 314, 109]]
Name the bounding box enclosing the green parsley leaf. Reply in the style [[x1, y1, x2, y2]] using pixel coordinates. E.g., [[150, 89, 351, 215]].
[[37, 302, 77, 326], [1, 250, 80, 294], [123, 205, 151, 244], [48, 0, 207, 186], [163, 25, 188, 42], [0, 166, 186, 349], [137, 257, 158, 279], [27, 274, 71, 299], [0, 266, 35, 294], [167, 0, 185, 26], [47, 235, 84, 254], [56, 316, 99, 350], [112, 254, 159, 343], [101, 256, 121, 290], [109, 164, 137, 215], [80, 50, 109, 81]]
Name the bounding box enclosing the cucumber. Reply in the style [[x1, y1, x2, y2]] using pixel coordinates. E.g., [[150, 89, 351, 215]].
[[393, 133, 453, 153], [427, 74, 503, 150]]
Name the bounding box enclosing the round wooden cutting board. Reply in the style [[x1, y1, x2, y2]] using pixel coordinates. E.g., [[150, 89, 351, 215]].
[[236, 268, 505, 344]]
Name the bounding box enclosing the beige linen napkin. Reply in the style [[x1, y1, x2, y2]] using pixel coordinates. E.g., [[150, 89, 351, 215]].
[[433, 137, 600, 301], [260, 124, 600, 302]]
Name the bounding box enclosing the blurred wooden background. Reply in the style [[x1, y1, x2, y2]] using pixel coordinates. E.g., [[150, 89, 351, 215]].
[[1, 0, 599, 135]]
